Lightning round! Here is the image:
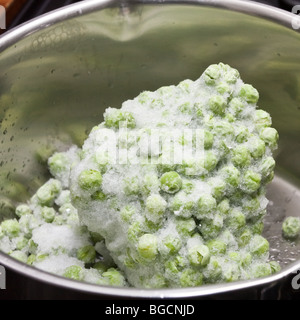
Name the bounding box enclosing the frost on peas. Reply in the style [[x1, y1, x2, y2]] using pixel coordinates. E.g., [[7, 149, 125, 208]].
[[48, 152, 69, 178], [170, 193, 194, 218], [15, 204, 32, 218], [41, 207, 56, 223], [203, 64, 221, 85], [282, 216, 300, 239], [206, 239, 227, 255], [203, 130, 214, 149], [120, 205, 136, 223], [160, 235, 182, 256], [239, 84, 259, 104], [123, 176, 141, 196], [137, 234, 158, 261], [260, 156, 276, 179], [104, 108, 136, 129], [251, 263, 272, 278], [175, 217, 196, 236], [204, 152, 218, 172], [254, 109, 272, 130], [142, 173, 160, 195], [199, 214, 223, 240], [10, 250, 28, 263], [180, 269, 203, 287], [249, 137, 266, 159], [78, 169, 102, 192], [228, 98, 245, 116], [221, 165, 240, 188], [226, 209, 246, 234], [196, 194, 217, 218], [269, 261, 281, 274], [208, 177, 227, 201], [102, 268, 126, 287]]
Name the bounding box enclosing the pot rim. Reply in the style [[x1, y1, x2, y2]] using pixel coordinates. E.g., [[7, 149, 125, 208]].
[[0, 0, 299, 298]]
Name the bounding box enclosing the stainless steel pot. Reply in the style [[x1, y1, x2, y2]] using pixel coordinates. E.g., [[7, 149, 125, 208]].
[[0, 0, 300, 299]]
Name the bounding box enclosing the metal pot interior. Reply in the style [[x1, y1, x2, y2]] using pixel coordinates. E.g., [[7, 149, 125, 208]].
[[0, 0, 300, 298]]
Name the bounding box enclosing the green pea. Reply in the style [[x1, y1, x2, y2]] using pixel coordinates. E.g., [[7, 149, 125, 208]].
[[249, 138, 266, 159], [77, 245, 97, 264], [89, 231, 104, 244], [161, 235, 182, 255], [41, 207, 56, 223], [137, 91, 152, 104], [36, 179, 62, 206], [48, 152, 69, 178], [178, 79, 193, 93], [208, 95, 226, 115], [228, 97, 245, 116], [78, 169, 102, 192], [223, 66, 240, 84], [231, 145, 251, 167], [16, 236, 29, 250], [199, 215, 223, 239], [180, 269, 203, 287], [205, 257, 222, 282], [188, 244, 210, 266], [123, 176, 141, 196], [165, 255, 185, 274], [221, 165, 240, 188], [254, 109, 272, 129], [216, 82, 232, 95], [102, 268, 126, 287], [249, 234, 269, 256], [197, 194, 217, 218], [175, 217, 196, 236], [239, 84, 259, 104], [160, 171, 182, 194], [235, 126, 250, 143], [226, 209, 246, 233], [146, 194, 167, 223], [251, 263, 272, 278], [204, 130, 214, 149], [209, 177, 227, 201], [1, 219, 20, 238], [104, 108, 136, 129], [142, 173, 160, 195], [203, 64, 221, 85], [137, 234, 158, 261], [238, 228, 252, 247], [27, 254, 36, 265], [242, 170, 262, 194], [217, 199, 230, 215], [260, 157, 276, 178], [170, 194, 194, 218], [15, 204, 32, 218], [206, 239, 227, 255], [269, 261, 281, 274], [259, 127, 279, 149], [204, 152, 218, 172], [282, 216, 300, 239], [127, 221, 143, 242], [223, 263, 240, 282], [63, 265, 84, 281], [120, 205, 136, 223], [93, 261, 109, 274]]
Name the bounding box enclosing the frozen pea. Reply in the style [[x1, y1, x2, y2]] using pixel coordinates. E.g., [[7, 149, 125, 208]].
[[204, 152, 218, 172], [36, 179, 62, 206], [242, 170, 262, 194], [199, 214, 223, 239], [123, 176, 140, 196], [120, 205, 136, 223], [223, 263, 240, 282], [180, 269, 203, 287], [251, 220, 264, 235], [231, 145, 251, 167], [208, 95, 226, 115], [260, 157, 276, 178], [77, 245, 97, 264], [205, 257, 222, 282], [197, 194, 217, 218], [203, 64, 221, 85], [27, 254, 36, 265], [241, 252, 252, 268], [16, 236, 29, 250], [170, 194, 194, 218], [63, 265, 84, 281], [223, 66, 240, 84], [226, 209, 246, 233], [1, 219, 20, 238], [161, 235, 182, 255], [137, 234, 158, 261], [146, 194, 167, 223], [137, 91, 152, 104], [254, 109, 272, 129], [249, 138, 266, 159], [127, 221, 142, 242], [204, 130, 214, 149], [142, 173, 160, 195], [216, 82, 231, 95], [15, 204, 32, 218], [178, 102, 192, 115], [251, 263, 272, 278], [235, 127, 250, 143], [41, 207, 56, 223], [282, 216, 300, 239], [93, 261, 109, 274], [188, 245, 210, 266], [221, 165, 240, 188], [217, 199, 230, 215], [239, 84, 259, 104], [48, 152, 69, 177], [165, 255, 185, 274], [89, 231, 104, 244], [209, 177, 227, 200], [249, 234, 269, 256], [228, 251, 241, 262], [228, 97, 245, 115], [91, 190, 107, 201], [104, 108, 136, 129], [238, 228, 252, 247], [160, 171, 182, 194], [259, 127, 279, 149], [269, 261, 281, 274], [78, 169, 102, 192], [175, 218, 196, 236], [206, 239, 227, 255], [102, 268, 126, 287], [10, 250, 27, 263], [182, 180, 195, 194], [178, 79, 193, 93]]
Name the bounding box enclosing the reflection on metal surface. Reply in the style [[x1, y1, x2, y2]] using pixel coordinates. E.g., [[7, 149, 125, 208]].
[[0, 0, 300, 298]]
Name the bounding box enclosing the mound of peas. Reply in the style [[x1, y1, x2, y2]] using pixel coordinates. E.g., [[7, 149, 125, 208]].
[[1, 63, 281, 288]]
